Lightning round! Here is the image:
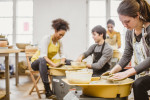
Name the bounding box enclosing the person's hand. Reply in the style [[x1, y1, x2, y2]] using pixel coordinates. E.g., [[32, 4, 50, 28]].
[[110, 64, 122, 74], [53, 64, 56, 67], [60, 62, 66, 65], [110, 70, 115, 75], [55, 62, 66, 68], [118, 46, 121, 49], [76, 57, 82, 62], [55, 63, 61, 68], [108, 72, 128, 81], [101, 71, 112, 76]]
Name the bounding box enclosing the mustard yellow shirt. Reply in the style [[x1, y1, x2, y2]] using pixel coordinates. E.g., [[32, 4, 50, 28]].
[[106, 30, 121, 46]]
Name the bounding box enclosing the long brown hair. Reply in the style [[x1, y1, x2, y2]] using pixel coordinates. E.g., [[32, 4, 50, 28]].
[[117, 0, 150, 22]]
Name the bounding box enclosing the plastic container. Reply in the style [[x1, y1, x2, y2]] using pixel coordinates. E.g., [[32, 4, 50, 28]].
[[65, 70, 92, 84]]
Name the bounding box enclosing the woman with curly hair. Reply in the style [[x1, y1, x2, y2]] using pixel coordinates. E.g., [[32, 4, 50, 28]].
[[31, 18, 70, 99]]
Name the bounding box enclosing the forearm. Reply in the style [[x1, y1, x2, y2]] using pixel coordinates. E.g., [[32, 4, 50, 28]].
[[111, 64, 122, 73], [44, 56, 55, 67], [112, 67, 137, 80], [78, 54, 85, 61], [124, 68, 137, 77], [86, 64, 92, 69], [61, 58, 66, 63]]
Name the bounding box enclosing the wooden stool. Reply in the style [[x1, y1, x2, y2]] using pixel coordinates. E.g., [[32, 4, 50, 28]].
[[25, 49, 52, 99]]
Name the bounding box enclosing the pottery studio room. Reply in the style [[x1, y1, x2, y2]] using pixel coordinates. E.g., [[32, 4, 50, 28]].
[[1, 0, 150, 100]]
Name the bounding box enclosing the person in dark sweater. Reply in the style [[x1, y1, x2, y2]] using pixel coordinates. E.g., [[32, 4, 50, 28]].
[[109, 0, 150, 100], [76, 25, 113, 77]]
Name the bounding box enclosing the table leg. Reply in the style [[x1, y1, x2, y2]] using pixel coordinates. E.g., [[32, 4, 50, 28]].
[[5, 55, 10, 100], [15, 53, 19, 85]]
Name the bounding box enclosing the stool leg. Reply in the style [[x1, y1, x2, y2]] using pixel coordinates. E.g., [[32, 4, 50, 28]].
[[30, 73, 41, 99]]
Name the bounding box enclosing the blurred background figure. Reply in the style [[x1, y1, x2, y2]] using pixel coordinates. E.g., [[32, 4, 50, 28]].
[[105, 19, 121, 50]]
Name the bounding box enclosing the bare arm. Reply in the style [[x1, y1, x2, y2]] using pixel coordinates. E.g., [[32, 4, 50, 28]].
[[61, 58, 66, 63], [112, 68, 137, 80], [44, 56, 56, 67], [110, 64, 122, 74], [76, 54, 85, 62]]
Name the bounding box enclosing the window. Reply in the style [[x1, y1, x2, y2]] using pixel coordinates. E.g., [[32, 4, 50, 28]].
[[0, 0, 33, 46], [89, 0, 106, 47], [110, 0, 126, 52], [88, 0, 126, 53], [0, 0, 13, 45], [16, 0, 33, 43]]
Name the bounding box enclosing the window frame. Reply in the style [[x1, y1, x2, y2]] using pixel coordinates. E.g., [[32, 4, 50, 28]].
[[0, 0, 33, 46], [87, 0, 125, 53]]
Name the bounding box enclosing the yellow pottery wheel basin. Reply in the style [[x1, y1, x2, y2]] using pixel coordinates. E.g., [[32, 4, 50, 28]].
[[49, 65, 87, 76], [62, 77, 134, 98]]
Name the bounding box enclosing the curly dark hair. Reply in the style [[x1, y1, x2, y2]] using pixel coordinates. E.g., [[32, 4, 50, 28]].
[[52, 18, 70, 31]]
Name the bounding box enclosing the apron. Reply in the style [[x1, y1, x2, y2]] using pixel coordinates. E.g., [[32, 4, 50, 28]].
[[105, 34, 118, 50], [92, 41, 110, 77], [31, 35, 61, 66], [133, 28, 149, 76]]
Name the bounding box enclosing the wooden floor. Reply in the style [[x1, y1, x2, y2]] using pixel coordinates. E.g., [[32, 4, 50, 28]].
[[0, 75, 51, 100], [0, 75, 148, 100]]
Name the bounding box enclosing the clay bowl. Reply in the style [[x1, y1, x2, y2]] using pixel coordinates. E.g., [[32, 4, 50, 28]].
[[16, 43, 30, 49]]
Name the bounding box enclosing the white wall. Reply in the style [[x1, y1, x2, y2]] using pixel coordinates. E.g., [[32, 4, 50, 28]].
[[33, 0, 87, 61], [0, 0, 87, 71]]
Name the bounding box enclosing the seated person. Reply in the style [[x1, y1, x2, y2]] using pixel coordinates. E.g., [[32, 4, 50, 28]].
[[76, 25, 113, 77], [31, 18, 70, 99]]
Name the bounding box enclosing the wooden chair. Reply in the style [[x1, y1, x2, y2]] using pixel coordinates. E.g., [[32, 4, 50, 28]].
[[25, 49, 52, 99]]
